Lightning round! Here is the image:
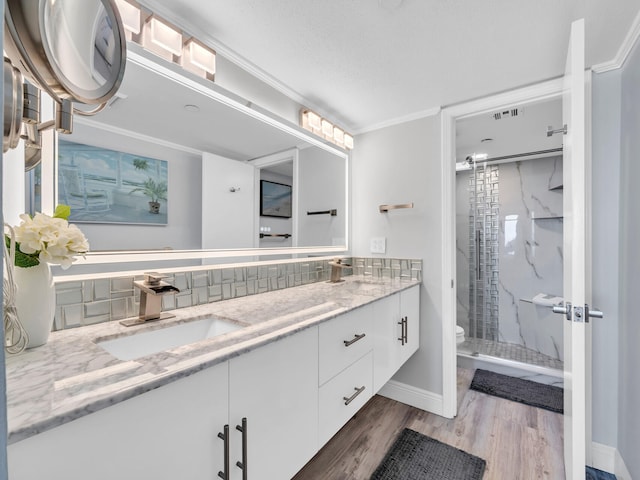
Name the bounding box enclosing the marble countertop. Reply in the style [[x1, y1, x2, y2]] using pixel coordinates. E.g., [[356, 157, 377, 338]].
[[5, 275, 420, 444]]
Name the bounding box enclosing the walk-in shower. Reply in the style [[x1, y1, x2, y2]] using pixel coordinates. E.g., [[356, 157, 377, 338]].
[[455, 153, 564, 378]]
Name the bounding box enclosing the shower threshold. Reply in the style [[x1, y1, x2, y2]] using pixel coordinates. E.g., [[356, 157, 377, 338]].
[[458, 338, 563, 371]]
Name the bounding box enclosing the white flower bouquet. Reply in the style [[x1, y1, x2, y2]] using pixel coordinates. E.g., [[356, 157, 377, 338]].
[[5, 205, 89, 269]]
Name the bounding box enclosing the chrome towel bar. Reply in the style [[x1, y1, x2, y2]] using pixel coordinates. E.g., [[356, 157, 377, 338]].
[[379, 203, 414, 213]]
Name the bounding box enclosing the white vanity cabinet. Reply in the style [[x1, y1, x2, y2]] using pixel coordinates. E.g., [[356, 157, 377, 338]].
[[373, 285, 420, 391], [8, 328, 319, 480], [8, 362, 230, 480], [319, 304, 373, 385], [8, 283, 421, 480], [228, 326, 319, 480], [318, 305, 374, 445]]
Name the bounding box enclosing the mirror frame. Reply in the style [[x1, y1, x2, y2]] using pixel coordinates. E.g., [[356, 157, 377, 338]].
[[41, 47, 350, 265]]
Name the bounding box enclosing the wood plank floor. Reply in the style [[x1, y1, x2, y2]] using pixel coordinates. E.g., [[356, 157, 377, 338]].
[[293, 368, 564, 480]]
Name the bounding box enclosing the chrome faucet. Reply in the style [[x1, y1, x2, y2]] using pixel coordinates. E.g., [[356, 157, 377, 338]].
[[120, 272, 180, 326], [328, 258, 351, 283]]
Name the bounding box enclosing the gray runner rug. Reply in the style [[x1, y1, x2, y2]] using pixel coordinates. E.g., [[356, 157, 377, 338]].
[[370, 428, 486, 480], [470, 368, 564, 413]]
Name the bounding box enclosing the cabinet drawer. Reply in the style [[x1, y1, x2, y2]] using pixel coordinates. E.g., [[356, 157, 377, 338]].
[[319, 351, 373, 446], [319, 305, 373, 385]]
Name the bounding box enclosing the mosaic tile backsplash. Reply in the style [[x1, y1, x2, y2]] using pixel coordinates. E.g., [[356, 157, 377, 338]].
[[54, 257, 422, 331]]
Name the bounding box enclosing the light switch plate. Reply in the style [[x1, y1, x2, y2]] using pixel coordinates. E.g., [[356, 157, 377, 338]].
[[370, 237, 386, 254]]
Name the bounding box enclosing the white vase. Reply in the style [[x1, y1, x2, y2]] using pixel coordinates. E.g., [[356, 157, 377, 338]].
[[14, 262, 55, 348]]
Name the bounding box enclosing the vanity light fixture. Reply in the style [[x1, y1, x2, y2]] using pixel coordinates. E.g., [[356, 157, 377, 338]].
[[301, 109, 322, 135], [300, 108, 354, 150], [115, 0, 141, 37], [114, 0, 217, 82], [333, 126, 345, 147], [146, 15, 183, 57], [321, 119, 334, 139], [183, 38, 216, 76], [344, 133, 354, 150]]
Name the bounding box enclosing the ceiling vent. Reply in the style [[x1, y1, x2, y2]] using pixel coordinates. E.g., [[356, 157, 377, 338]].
[[492, 107, 523, 120]]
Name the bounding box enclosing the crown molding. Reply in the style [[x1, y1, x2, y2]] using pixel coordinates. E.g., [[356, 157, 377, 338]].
[[353, 106, 442, 135], [592, 8, 640, 73], [75, 116, 202, 156]]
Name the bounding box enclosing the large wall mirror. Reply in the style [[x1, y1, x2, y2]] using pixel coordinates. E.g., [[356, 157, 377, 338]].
[[37, 44, 348, 271]]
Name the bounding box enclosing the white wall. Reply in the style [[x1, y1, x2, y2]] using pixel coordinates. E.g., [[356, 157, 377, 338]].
[[202, 153, 256, 249], [352, 115, 443, 396], [215, 56, 303, 127], [591, 69, 621, 449], [298, 147, 346, 247], [617, 35, 640, 479], [2, 145, 25, 226]]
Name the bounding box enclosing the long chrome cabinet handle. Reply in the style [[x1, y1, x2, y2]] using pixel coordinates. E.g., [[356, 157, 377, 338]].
[[403, 316, 408, 344], [217, 424, 229, 480], [235, 417, 248, 480], [397, 319, 405, 346], [343, 386, 366, 406], [344, 333, 366, 347], [398, 317, 407, 345]]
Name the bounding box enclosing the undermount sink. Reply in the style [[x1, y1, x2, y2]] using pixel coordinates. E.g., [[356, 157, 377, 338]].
[[97, 318, 243, 361]]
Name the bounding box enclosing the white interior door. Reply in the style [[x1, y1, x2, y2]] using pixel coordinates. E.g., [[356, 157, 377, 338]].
[[202, 152, 256, 249], [560, 18, 590, 480]]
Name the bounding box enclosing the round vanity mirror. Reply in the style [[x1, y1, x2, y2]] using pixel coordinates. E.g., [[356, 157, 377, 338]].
[[3, 57, 23, 153], [4, 0, 126, 106]]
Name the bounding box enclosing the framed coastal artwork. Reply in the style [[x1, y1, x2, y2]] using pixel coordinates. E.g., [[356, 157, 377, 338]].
[[57, 140, 168, 225], [260, 180, 292, 218]]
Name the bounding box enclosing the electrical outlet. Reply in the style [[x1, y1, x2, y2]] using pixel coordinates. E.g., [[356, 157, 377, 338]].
[[370, 237, 386, 254]]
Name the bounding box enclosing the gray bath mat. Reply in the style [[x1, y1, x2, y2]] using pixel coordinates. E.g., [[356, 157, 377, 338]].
[[370, 428, 486, 480], [586, 466, 617, 479], [470, 368, 564, 413]]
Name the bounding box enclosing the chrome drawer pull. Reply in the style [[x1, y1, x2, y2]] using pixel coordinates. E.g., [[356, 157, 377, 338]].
[[343, 386, 366, 406], [343, 333, 366, 347]]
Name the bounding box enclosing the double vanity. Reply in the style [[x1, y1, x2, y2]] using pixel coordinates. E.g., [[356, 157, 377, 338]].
[[6, 275, 420, 480]]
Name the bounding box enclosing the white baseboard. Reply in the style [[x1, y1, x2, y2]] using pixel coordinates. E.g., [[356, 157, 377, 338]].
[[591, 442, 633, 480], [592, 442, 616, 473], [377, 380, 444, 416], [615, 448, 633, 480]]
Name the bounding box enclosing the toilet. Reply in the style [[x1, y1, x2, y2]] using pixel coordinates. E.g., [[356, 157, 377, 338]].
[[456, 325, 465, 345]]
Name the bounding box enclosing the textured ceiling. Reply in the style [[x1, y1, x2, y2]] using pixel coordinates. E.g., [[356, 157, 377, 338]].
[[140, 0, 640, 132]]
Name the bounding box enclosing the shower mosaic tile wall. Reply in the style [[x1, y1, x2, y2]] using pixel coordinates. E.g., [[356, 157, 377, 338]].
[[54, 257, 422, 330], [467, 164, 500, 341]]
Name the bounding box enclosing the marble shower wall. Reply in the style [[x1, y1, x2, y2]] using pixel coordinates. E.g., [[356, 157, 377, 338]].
[[456, 155, 564, 362]]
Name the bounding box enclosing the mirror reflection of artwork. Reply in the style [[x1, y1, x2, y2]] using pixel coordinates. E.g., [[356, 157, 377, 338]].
[[58, 141, 168, 225], [260, 180, 292, 218]]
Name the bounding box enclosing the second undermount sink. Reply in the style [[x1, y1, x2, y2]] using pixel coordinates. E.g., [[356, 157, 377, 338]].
[[97, 318, 243, 361]]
